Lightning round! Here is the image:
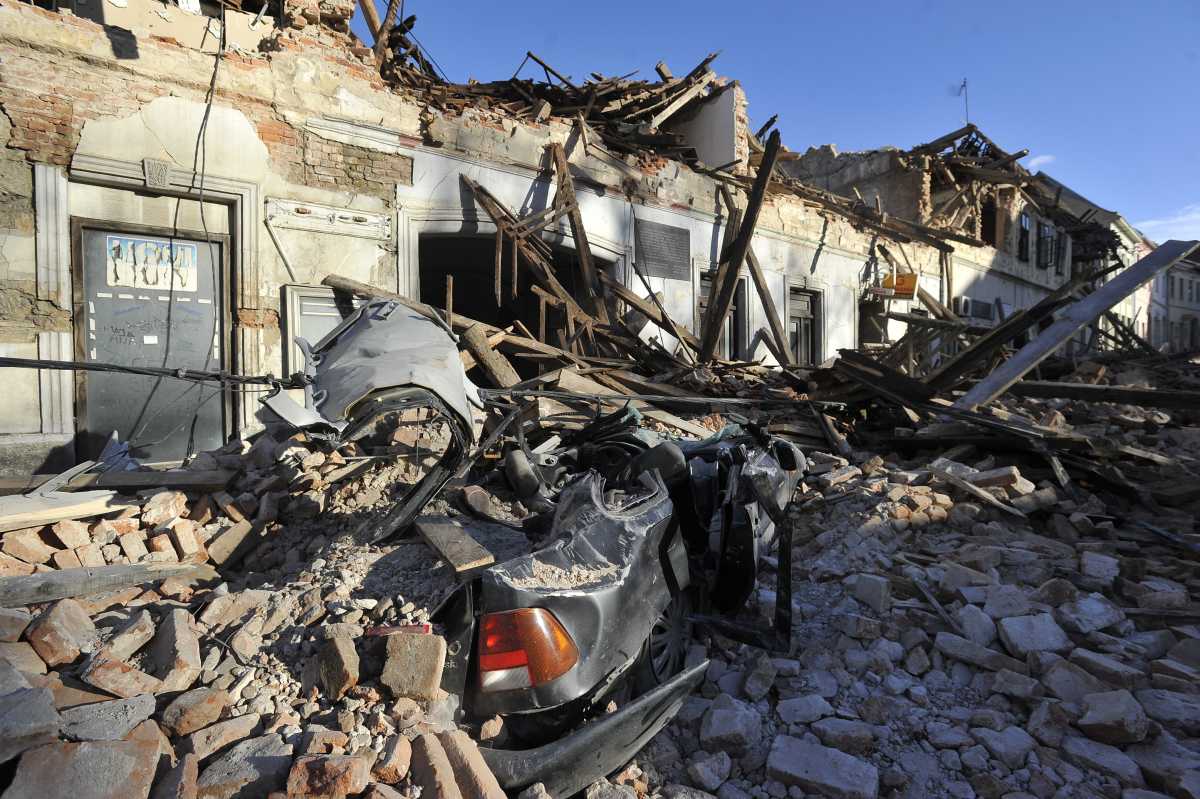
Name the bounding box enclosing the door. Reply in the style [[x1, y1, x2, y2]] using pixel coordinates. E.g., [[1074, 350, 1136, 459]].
[[73, 220, 230, 464], [789, 287, 820, 366]]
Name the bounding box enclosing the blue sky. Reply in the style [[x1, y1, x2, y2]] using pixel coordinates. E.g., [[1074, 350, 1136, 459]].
[[351, 1, 1199, 242]]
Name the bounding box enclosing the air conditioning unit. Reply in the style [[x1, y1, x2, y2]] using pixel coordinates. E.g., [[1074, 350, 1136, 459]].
[[952, 296, 971, 317]]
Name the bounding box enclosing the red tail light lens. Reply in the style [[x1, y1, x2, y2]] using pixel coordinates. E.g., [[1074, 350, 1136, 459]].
[[477, 608, 579, 692]]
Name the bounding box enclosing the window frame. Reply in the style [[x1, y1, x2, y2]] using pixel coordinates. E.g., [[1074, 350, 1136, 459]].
[[1017, 212, 1031, 262]]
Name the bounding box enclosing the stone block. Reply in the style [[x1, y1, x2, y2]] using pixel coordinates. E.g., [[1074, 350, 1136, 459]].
[[4, 737, 158, 798], [410, 733, 463, 799], [996, 613, 1072, 659], [162, 687, 229, 737], [286, 754, 370, 797], [380, 633, 445, 702], [60, 693, 155, 741], [439, 729, 505, 799], [151, 608, 201, 692], [25, 598, 96, 667], [196, 733, 293, 798], [0, 686, 59, 763], [766, 734, 878, 799]]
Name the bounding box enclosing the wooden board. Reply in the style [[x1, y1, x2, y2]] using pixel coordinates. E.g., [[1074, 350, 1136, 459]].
[[415, 517, 495, 577], [0, 470, 234, 497], [0, 491, 141, 534], [0, 563, 204, 608]]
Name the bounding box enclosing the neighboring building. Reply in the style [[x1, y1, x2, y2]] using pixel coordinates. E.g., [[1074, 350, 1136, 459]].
[[1164, 258, 1200, 351], [0, 0, 1169, 475]]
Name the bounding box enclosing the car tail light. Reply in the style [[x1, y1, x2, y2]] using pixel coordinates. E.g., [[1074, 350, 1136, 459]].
[[477, 608, 579, 692]]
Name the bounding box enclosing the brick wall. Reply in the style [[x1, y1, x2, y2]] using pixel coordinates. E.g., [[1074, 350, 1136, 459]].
[[0, 0, 411, 200]]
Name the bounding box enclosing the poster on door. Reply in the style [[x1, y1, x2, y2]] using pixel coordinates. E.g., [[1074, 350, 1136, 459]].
[[105, 235, 199, 292]]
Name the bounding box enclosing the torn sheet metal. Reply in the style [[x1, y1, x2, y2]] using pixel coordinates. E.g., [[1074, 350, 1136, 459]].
[[259, 298, 482, 442]]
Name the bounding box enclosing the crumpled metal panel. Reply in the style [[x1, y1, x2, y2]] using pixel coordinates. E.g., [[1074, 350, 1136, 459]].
[[259, 298, 482, 442]]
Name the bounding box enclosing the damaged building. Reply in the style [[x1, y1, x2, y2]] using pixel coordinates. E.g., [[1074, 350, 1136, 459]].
[[1, 1, 1200, 799], [2, 0, 1186, 473]]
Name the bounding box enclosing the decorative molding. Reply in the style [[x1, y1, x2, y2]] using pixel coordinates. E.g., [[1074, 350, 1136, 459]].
[[69, 153, 261, 307], [37, 331, 73, 437], [265, 198, 391, 241], [305, 116, 415, 155], [34, 164, 71, 311]]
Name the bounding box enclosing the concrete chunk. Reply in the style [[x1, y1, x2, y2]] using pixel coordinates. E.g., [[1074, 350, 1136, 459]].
[[61, 693, 155, 741], [103, 610, 156, 661], [4, 737, 159, 799], [316, 636, 359, 701], [996, 613, 1072, 659], [1062, 734, 1145, 787], [1078, 689, 1149, 744], [151, 608, 201, 692], [183, 713, 261, 761], [766, 734, 878, 798], [934, 632, 1027, 673], [196, 733, 292, 799], [82, 655, 163, 698], [0, 608, 32, 642], [0, 686, 60, 763], [372, 734, 411, 783]]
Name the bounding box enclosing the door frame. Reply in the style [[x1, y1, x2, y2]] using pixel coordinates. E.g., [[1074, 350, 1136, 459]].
[[70, 216, 234, 463]]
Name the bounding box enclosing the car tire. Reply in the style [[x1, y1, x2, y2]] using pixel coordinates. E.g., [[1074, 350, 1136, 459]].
[[631, 588, 693, 694]]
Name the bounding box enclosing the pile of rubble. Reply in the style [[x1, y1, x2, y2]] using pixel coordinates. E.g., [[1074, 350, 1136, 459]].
[[0, 425, 542, 797], [602, 388, 1200, 799]]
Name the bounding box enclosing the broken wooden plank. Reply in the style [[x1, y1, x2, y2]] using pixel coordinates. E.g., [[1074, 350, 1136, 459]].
[[0, 563, 205, 608], [700, 130, 782, 362], [0, 470, 234, 497], [719, 185, 791, 365], [551, 368, 712, 438], [597, 271, 701, 350], [550, 142, 608, 323], [928, 466, 1027, 519], [415, 517, 495, 577], [957, 240, 1200, 410], [0, 491, 141, 534], [460, 323, 521, 388], [994, 380, 1200, 409]]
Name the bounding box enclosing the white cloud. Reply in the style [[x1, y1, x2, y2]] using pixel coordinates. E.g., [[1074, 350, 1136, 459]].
[[1135, 204, 1200, 243], [1026, 154, 1056, 169]]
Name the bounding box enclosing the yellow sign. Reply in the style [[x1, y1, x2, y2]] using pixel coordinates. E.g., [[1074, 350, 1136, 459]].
[[882, 273, 918, 300]]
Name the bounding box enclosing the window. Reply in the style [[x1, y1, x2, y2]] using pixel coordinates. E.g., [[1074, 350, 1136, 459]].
[[1171, 276, 1176, 298], [1036, 222, 1056, 270], [698, 272, 748, 360], [1054, 231, 1067, 275], [981, 199, 999, 248], [1017, 212, 1030, 261], [788, 288, 820, 366]]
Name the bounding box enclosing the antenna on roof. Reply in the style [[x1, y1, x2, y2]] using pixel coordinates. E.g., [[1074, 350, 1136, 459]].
[[957, 78, 970, 123]]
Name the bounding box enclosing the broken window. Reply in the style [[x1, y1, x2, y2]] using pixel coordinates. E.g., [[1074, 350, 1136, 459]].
[[1054, 231, 1067, 276], [788, 288, 820, 367], [698, 272, 748, 360], [1017, 212, 1031, 262], [981, 198, 999, 248], [1036, 222, 1056, 270]]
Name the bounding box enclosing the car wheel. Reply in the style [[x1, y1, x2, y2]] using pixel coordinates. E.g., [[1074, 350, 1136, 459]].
[[631, 589, 693, 693]]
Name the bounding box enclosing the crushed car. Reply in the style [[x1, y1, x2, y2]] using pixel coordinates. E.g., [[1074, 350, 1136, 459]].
[[260, 297, 806, 797]]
